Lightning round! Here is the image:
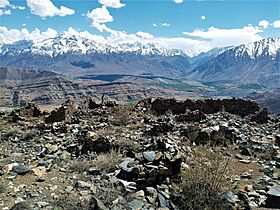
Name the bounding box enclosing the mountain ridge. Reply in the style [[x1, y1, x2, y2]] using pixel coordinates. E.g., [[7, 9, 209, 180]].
[[187, 37, 280, 88]]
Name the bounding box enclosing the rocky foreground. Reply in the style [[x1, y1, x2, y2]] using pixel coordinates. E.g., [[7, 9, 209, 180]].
[[0, 97, 280, 210]]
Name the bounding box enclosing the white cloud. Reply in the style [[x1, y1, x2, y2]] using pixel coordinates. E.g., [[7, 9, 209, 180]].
[[273, 20, 280, 28], [162, 22, 170, 27], [258, 20, 270, 29], [154, 37, 204, 53], [0, 8, 10, 15], [18, 6, 25, 10], [26, 0, 75, 18], [182, 25, 263, 51], [64, 27, 106, 43], [0, 0, 9, 8], [87, 6, 115, 33], [87, 6, 113, 24], [92, 22, 115, 33], [152, 23, 158, 27], [200, 15, 206, 20], [136, 31, 154, 39], [10, 4, 25, 10], [172, 0, 183, 4], [0, 0, 25, 16], [0, 26, 58, 44], [98, 0, 125, 9]]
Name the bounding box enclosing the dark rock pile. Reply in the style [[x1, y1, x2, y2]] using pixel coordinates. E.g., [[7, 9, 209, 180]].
[[0, 97, 279, 209], [136, 97, 269, 124], [45, 99, 76, 124], [10, 102, 43, 122]]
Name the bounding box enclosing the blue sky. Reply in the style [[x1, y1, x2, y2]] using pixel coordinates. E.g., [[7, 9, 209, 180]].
[[0, 0, 279, 53]]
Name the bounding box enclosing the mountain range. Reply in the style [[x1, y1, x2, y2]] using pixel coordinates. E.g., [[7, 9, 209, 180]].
[[0, 34, 280, 112], [0, 32, 192, 77], [0, 34, 279, 88], [188, 38, 280, 88]]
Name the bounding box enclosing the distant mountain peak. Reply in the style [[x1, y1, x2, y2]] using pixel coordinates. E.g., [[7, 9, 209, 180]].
[[234, 37, 280, 59], [0, 33, 188, 57], [188, 37, 280, 87]]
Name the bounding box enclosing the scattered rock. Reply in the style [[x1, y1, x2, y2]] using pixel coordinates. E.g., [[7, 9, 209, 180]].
[[143, 151, 156, 162], [81, 136, 112, 154], [265, 185, 280, 208], [12, 165, 31, 175], [0, 97, 278, 209], [176, 110, 206, 122], [75, 180, 92, 189], [89, 196, 108, 210]]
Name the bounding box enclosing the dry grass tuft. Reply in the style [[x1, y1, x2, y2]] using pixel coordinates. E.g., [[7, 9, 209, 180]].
[[51, 194, 88, 210], [111, 107, 131, 126], [21, 130, 37, 141], [93, 150, 123, 174], [173, 146, 232, 210]]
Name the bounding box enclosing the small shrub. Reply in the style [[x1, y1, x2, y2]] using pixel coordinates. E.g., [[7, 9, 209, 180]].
[[95, 187, 123, 208], [0, 127, 21, 141], [0, 183, 6, 193], [69, 160, 93, 173], [111, 107, 131, 125], [93, 150, 123, 174], [21, 130, 37, 141], [172, 146, 232, 210], [51, 195, 88, 210], [10, 201, 30, 210], [114, 137, 140, 150]]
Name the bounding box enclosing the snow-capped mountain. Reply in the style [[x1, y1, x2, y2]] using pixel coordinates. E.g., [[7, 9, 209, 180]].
[[234, 38, 280, 59], [0, 32, 187, 57], [188, 38, 280, 88], [0, 32, 192, 77], [189, 46, 233, 68]]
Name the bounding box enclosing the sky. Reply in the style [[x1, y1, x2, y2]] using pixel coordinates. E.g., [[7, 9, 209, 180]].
[[0, 0, 279, 53]]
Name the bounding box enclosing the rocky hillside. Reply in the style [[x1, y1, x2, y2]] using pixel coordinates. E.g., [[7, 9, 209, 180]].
[[0, 97, 279, 209], [0, 67, 194, 107], [248, 89, 280, 114]]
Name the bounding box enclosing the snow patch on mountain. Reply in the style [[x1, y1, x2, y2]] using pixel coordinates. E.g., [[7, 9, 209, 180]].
[[0, 31, 189, 57], [234, 38, 280, 59]]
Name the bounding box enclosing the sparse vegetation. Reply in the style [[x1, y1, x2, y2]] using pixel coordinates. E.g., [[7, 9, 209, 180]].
[[95, 187, 124, 208], [69, 150, 123, 174], [0, 183, 6, 194], [114, 137, 140, 150], [92, 150, 123, 173], [0, 127, 21, 141], [111, 107, 131, 125], [21, 130, 37, 141], [69, 159, 93, 173], [173, 146, 231, 210], [51, 195, 88, 210]]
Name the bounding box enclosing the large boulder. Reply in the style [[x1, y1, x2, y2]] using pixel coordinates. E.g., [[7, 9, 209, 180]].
[[81, 136, 112, 154], [189, 99, 222, 114], [151, 98, 186, 115], [250, 108, 269, 124], [19, 103, 42, 118], [45, 99, 76, 123], [222, 98, 261, 117], [10, 102, 42, 122], [176, 110, 206, 122], [81, 96, 100, 109], [265, 185, 280, 208]]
